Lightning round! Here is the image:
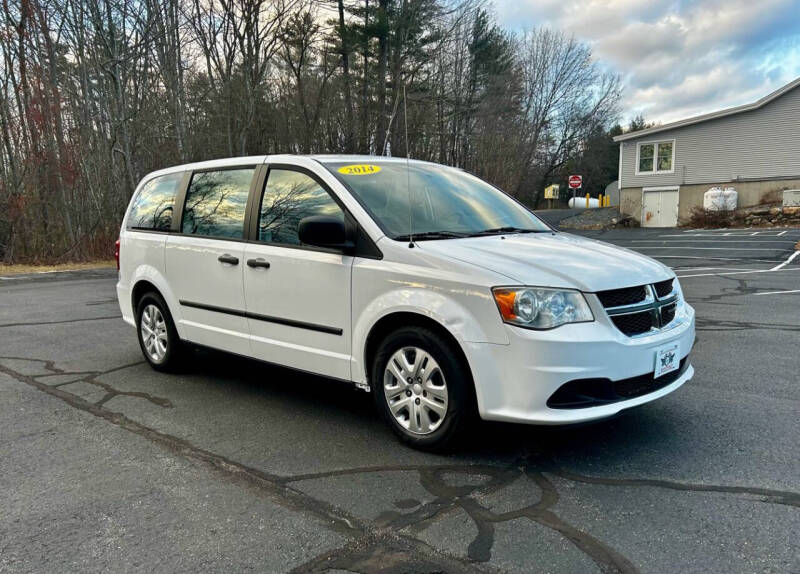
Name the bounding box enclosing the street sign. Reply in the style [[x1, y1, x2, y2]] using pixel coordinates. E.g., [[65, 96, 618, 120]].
[[544, 184, 559, 199], [568, 175, 582, 189]]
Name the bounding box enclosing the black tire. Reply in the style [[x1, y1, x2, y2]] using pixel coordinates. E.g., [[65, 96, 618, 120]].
[[135, 291, 183, 372], [372, 326, 475, 451]]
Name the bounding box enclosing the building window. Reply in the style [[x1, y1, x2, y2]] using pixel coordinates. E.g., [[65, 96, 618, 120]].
[[637, 140, 674, 174]]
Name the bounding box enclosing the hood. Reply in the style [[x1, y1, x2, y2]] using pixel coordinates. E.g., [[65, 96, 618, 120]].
[[418, 232, 673, 292]]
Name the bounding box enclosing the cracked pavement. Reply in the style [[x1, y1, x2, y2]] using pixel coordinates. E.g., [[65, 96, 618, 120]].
[[1, 227, 799, 573]]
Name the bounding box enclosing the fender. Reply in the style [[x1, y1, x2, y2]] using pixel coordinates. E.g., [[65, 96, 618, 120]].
[[129, 264, 186, 339], [350, 286, 509, 384]]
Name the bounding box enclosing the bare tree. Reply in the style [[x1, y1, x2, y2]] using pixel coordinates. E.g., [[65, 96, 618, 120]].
[[515, 28, 620, 203], [0, 0, 621, 264]]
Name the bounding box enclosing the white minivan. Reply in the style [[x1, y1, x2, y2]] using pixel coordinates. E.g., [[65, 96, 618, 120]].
[[117, 155, 695, 449]]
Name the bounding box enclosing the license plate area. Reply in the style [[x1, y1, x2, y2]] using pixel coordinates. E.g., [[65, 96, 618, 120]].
[[654, 343, 679, 378]]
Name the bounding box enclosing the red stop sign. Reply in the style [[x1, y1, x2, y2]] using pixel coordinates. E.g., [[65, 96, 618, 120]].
[[568, 175, 582, 189]]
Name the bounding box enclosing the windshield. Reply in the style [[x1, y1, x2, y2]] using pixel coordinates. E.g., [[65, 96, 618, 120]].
[[325, 161, 550, 239]]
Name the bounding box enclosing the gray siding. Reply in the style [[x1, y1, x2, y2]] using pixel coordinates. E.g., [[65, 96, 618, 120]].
[[620, 85, 800, 188]]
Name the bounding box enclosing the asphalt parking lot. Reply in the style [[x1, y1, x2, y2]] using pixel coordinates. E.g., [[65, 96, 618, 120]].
[[2, 226, 799, 573]]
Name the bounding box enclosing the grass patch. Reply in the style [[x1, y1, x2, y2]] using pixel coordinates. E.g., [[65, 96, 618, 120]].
[[0, 260, 115, 276]]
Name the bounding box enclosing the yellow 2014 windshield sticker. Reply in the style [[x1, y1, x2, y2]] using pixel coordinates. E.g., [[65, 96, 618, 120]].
[[337, 164, 381, 176]]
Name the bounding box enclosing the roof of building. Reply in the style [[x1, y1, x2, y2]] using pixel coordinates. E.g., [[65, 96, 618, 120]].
[[613, 76, 800, 142]]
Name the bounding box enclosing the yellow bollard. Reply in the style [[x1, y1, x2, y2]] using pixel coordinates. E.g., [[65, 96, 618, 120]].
[[585, 193, 590, 208], [599, 193, 603, 208]]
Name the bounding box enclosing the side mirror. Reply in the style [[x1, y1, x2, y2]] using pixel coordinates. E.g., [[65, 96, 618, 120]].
[[298, 216, 352, 251]]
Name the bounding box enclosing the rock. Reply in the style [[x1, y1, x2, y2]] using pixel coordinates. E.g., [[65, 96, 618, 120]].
[[782, 206, 800, 216], [749, 208, 769, 216], [769, 207, 782, 216]]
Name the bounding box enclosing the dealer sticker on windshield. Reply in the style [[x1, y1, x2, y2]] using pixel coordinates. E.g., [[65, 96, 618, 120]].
[[654, 343, 679, 379], [338, 164, 381, 175]]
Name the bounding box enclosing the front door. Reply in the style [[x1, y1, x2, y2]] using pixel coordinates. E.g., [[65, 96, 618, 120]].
[[642, 187, 679, 227], [243, 167, 353, 380], [165, 167, 256, 355]]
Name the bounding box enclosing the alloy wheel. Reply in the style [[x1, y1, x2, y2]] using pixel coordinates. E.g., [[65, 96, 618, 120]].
[[140, 304, 168, 363], [383, 346, 449, 435]]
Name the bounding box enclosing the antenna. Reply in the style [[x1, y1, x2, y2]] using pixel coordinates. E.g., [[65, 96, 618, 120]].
[[404, 83, 413, 248]]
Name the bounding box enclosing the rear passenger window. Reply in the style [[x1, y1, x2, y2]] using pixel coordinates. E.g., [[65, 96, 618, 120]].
[[259, 169, 344, 246], [181, 168, 254, 239], [127, 173, 182, 231]]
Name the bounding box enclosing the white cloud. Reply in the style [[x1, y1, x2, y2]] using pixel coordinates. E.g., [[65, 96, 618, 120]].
[[493, 0, 800, 123]]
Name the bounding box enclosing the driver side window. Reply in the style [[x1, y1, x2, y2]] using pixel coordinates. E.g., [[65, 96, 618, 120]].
[[259, 169, 344, 246]]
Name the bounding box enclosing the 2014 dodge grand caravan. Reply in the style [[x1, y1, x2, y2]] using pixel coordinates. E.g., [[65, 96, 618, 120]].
[[117, 155, 695, 449]]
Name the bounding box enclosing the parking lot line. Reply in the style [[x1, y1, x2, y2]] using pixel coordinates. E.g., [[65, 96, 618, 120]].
[[754, 289, 800, 296], [673, 247, 799, 277], [771, 250, 800, 270], [634, 246, 790, 251], [653, 255, 783, 263], [676, 267, 800, 278], [671, 267, 753, 272], [660, 231, 800, 237], [627, 240, 796, 244]]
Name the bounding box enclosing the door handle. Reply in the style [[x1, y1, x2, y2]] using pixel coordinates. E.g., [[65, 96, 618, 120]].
[[246, 258, 271, 269], [218, 254, 239, 265]]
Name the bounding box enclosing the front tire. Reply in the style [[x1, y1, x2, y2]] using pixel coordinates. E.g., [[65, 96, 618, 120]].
[[372, 326, 474, 451], [136, 292, 183, 372]]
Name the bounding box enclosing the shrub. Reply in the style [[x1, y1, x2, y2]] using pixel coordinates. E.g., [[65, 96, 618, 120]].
[[685, 207, 735, 228], [758, 189, 783, 205]]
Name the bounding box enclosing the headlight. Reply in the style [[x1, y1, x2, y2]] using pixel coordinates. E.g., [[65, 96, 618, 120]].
[[492, 287, 594, 329]]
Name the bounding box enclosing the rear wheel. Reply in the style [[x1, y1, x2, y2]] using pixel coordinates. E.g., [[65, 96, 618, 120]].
[[372, 326, 474, 451], [136, 292, 183, 372]]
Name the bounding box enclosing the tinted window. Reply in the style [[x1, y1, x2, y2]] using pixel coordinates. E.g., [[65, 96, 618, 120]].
[[259, 169, 344, 246], [181, 168, 254, 239], [127, 173, 182, 231], [326, 161, 549, 239]]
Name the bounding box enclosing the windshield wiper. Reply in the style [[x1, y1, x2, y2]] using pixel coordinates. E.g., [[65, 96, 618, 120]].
[[469, 226, 544, 236], [393, 230, 469, 241]]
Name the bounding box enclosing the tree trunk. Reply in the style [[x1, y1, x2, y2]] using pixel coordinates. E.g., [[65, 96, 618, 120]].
[[360, 0, 370, 153], [375, 0, 388, 155], [338, 0, 354, 152], [35, 0, 76, 245]]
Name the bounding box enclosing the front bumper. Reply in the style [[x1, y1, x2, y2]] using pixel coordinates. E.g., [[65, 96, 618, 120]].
[[465, 301, 696, 425]]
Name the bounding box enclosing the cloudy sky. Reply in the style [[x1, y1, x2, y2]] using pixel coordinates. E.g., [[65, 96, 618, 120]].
[[493, 0, 800, 124]]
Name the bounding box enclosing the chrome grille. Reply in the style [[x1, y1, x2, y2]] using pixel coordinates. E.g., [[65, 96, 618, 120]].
[[660, 302, 677, 325], [596, 285, 647, 308], [610, 311, 654, 336], [597, 279, 680, 337], [654, 279, 674, 299]]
